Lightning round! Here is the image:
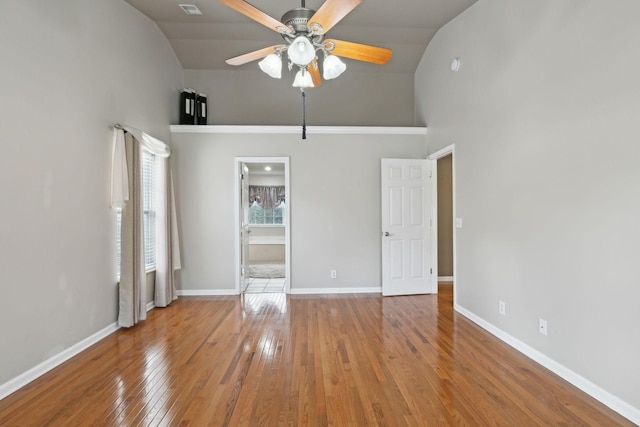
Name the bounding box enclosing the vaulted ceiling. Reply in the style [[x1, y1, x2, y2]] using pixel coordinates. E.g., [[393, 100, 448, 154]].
[[124, 0, 476, 74]]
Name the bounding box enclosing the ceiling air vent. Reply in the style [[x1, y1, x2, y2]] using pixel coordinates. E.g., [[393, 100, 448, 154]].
[[179, 4, 202, 16]]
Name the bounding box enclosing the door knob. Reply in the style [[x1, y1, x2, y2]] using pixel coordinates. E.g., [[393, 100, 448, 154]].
[[383, 231, 392, 237]]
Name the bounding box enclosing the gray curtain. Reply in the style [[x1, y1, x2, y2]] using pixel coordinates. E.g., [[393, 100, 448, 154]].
[[154, 157, 179, 307], [118, 132, 147, 327], [249, 185, 285, 209]]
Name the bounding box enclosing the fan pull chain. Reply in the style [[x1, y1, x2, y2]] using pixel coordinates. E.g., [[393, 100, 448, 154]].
[[301, 89, 307, 140]]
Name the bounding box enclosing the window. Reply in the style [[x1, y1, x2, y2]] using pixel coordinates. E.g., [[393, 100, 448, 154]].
[[142, 150, 156, 269], [116, 150, 156, 276], [248, 185, 285, 225], [249, 201, 285, 225]]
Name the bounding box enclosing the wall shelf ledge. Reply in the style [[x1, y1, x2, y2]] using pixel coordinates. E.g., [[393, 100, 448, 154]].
[[170, 125, 427, 135]]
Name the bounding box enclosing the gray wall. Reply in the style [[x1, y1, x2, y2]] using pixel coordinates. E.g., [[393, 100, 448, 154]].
[[184, 69, 415, 126], [416, 0, 640, 412], [0, 0, 183, 386], [171, 131, 427, 291]]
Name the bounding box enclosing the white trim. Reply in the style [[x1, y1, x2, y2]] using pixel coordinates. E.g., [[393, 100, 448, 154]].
[[171, 125, 427, 136], [455, 304, 640, 425], [146, 301, 155, 312], [0, 322, 120, 401], [429, 145, 456, 160], [428, 144, 456, 303], [428, 158, 438, 293], [438, 276, 454, 281], [177, 289, 238, 296], [290, 287, 381, 295]]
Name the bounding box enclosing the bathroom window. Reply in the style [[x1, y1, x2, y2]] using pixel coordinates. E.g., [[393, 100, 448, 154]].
[[249, 201, 285, 225], [248, 185, 285, 225]]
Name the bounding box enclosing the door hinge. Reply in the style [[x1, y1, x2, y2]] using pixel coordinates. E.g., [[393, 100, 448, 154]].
[[430, 268, 433, 275]]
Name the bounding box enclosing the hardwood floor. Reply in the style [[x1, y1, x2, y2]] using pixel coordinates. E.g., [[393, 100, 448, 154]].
[[0, 285, 633, 426]]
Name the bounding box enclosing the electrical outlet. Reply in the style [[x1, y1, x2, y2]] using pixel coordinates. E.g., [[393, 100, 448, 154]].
[[499, 301, 506, 316], [539, 319, 548, 336], [330, 270, 337, 279]]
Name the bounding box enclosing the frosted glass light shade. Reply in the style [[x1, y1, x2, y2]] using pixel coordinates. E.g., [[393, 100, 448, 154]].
[[287, 36, 315, 66], [258, 53, 282, 79], [292, 69, 314, 88], [323, 55, 346, 80]]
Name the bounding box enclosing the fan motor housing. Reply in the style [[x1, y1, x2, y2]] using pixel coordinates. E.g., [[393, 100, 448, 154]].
[[281, 7, 323, 44], [281, 8, 315, 32]]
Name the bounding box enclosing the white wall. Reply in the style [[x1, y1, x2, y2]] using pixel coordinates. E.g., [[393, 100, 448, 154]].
[[415, 0, 640, 418], [184, 69, 415, 127], [171, 131, 427, 292], [248, 174, 285, 187], [0, 0, 183, 387]]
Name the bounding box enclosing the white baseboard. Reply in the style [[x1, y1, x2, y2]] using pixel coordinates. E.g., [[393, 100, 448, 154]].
[[178, 288, 382, 296], [290, 287, 381, 295], [146, 301, 155, 312], [454, 304, 640, 425], [438, 276, 454, 281], [0, 322, 120, 401], [177, 289, 238, 296]]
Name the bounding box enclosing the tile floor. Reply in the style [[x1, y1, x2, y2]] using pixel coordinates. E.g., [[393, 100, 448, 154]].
[[243, 277, 287, 293]]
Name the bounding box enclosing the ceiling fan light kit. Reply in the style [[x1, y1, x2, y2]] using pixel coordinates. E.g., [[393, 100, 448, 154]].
[[287, 36, 316, 66], [292, 69, 315, 88], [258, 53, 283, 79], [323, 54, 346, 80]]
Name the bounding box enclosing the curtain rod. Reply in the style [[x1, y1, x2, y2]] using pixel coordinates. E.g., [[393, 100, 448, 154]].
[[114, 124, 124, 130]]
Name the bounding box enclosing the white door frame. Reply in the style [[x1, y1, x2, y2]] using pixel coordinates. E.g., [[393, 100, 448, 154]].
[[428, 144, 456, 301], [234, 157, 291, 294]]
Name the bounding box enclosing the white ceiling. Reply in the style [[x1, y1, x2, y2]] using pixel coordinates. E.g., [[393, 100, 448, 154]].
[[246, 162, 285, 175], [124, 0, 477, 74]]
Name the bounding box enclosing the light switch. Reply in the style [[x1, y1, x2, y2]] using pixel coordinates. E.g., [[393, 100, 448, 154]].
[[455, 218, 463, 228]]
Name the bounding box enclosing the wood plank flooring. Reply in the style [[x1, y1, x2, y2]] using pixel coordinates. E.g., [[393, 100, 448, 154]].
[[0, 285, 633, 426]]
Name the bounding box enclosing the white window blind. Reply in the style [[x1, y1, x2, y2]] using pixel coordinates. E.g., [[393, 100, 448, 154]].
[[142, 150, 156, 270]]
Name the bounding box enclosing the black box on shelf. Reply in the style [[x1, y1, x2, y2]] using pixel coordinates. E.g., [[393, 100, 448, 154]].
[[196, 93, 208, 125], [179, 89, 196, 124]]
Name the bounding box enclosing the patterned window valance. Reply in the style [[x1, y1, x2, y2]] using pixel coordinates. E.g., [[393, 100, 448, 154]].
[[249, 186, 285, 209]]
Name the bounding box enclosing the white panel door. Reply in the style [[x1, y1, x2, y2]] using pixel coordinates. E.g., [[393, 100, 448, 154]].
[[381, 159, 433, 296]]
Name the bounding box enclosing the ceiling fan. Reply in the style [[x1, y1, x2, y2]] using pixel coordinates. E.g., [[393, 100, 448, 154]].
[[219, 0, 393, 88]]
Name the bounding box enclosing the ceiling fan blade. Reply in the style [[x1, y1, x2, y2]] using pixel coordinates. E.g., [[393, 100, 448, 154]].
[[219, 0, 291, 34], [324, 39, 392, 64], [225, 45, 283, 66], [307, 0, 362, 35], [309, 60, 322, 88]]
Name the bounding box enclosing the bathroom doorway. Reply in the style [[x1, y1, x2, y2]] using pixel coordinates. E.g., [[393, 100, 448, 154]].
[[234, 157, 290, 294]]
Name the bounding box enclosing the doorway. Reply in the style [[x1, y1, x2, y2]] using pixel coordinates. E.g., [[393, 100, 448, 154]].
[[234, 157, 291, 294], [428, 145, 456, 302]]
